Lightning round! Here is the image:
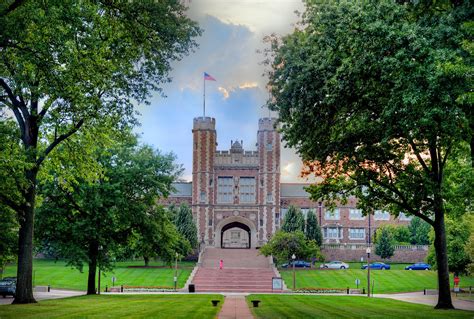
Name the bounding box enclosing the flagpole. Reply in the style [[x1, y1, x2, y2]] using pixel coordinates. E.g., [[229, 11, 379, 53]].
[[203, 76, 206, 117]]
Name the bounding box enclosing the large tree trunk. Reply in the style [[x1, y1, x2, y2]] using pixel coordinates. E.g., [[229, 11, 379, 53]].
[[87, 242, 99, 295], [433, 206, 454, 309], [13, 168, 38, 304]]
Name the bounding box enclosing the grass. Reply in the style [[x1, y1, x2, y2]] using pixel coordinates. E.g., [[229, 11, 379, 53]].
[[246, 295, 474, 319], [3, 259, 195, 291], [279, 265, 474, 293], [0, 294, 223, 319]]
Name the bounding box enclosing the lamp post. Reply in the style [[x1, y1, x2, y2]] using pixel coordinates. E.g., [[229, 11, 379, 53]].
[[366, 247, 371, 297], [174, 252, 179, 291], [292, 254, 296, 290]]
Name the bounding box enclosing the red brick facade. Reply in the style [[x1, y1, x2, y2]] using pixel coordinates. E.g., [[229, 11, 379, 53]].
[[162, 117, 411, 248]]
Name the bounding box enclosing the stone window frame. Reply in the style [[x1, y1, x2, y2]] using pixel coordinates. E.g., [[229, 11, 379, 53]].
[[239, 177, 256, 203], [349, 208, 365, 220], [348, 228, 365, 240], [324, 208, 340, 220], [217, 176, 233, 203], [374, 210, 390, 221]]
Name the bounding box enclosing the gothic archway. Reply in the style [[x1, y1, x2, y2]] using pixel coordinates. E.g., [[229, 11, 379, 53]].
[[221, 222, 251, 249], [215, 216, 257, 249]]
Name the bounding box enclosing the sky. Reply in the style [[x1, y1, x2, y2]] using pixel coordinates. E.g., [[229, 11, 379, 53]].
[[135, 0, 310, 182]]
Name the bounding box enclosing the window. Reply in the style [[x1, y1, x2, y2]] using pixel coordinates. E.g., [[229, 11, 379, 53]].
[[260, 219, 264, 227], [324, 209, 340, 220], [280, 208, 288, 220], [217, 177, 233, 203], [374, 210, 390, 220], [266, 193, 273, 203], [239, 177, 256, 203], [208, 218, 213, 226], [266, 142, 272, 151], [200, 191, 206, 203], [323, 227, 342, 239], [399, 212, 412, 221], [349, 228, 365, 240], [275, 212, 280, 224], [349, 209, 365, 220]]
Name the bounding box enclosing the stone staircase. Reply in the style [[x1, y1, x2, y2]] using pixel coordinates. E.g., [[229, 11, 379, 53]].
[[191, 248, 277, 292]]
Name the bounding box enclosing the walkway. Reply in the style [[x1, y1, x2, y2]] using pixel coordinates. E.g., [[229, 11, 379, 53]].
[[374, 291, 474, 311], [218, 294, 254, 319], [0, 289, 84, 305]]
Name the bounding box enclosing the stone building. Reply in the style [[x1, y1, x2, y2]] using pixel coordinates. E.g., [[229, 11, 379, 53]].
[[165, 116, 412, 249]]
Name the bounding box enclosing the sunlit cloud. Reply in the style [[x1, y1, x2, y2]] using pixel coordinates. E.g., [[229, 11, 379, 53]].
[[239, 82, 258, 89], [218, 86, 230, 99]]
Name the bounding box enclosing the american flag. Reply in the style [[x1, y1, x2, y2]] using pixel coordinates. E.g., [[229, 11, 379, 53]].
[[204, 72, 216, 81]]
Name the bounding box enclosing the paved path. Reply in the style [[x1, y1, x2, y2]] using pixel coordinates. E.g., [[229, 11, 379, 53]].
[[374, 291, 474, 311], [218, 294, 254, 319], [0, 289, 84, 305]]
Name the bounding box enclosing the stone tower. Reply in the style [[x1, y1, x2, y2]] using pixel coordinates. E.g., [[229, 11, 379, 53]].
[[257, 118, 280, 244], [192, 117, 216, 245]]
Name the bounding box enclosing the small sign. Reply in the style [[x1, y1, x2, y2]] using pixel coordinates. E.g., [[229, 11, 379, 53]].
[[112, 276, 116, 284], [174, 276, 177, 282], [355, 279, 360, 285], [272, 277, 283, 291], [454, 287, 460, 293], [360, 257, 364, 262]]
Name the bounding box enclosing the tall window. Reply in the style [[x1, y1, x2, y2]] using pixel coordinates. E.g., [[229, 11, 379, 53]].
[[349, 228, 365, 240], [374, 210, 390, 220], [239, 177, 256, 203], [266, 193, 273, 203], [217, 177, 233, 203], [323, 227, 342, 239], [349, 209, 365, 220], [324, 209, 340, 220]]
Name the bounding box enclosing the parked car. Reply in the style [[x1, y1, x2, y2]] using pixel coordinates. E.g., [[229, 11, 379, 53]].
[[320, 261, 350, 269], [281, 260, 311, 268], [405, 263, 431, 270], [361, 262, 390, 270], [0, 277, 16, 298]]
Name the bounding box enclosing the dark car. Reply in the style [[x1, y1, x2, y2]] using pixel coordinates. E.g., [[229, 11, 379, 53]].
[[361, 262, 390, 270], [281, 260, 311, 268], [405, 263, 431, 270], [0, 277, 16, 298]]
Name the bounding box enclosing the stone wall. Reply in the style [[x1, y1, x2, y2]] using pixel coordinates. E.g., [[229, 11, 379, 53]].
[[322, 247, 428, 263]]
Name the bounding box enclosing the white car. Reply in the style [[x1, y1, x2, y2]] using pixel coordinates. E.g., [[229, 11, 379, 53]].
[[320, 261, 350, 269]]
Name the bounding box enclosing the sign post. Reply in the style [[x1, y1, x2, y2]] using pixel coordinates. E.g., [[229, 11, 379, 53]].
[[355, 279, 360, 289]]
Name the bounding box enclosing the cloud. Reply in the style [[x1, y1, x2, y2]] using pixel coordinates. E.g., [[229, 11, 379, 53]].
[[239, 82, 258, 89], [218, 86, 229, 99]]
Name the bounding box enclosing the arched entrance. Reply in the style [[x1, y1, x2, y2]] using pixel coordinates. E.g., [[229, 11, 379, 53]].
[[215, 216, 257, 249], [221, 222, 251, 248]]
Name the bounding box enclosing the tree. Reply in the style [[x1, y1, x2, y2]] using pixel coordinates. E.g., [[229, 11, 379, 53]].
[[408, 217, 432, 245], [281, 206, 304, 233], [0, 0, 200, 303], [0, 209, 18, 279], [305, 210, 322, 246], [36, 134, 182, 294], [427, 215, 472, 275], [173, 204, 198, 251], [259, 231, 321, 265], [266, 0, 471, 309], [375, 228, 395, 259]]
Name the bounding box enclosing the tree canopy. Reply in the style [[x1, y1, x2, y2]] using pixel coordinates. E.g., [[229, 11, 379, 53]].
[[281, 206, 304, 233], [375, 227, 395, 259], [1, 0, 200, 303], [305, 210, 322, 246], [36, 133, 182, 294], [259, 231, 321, 265], [266, 0, 472, 309]]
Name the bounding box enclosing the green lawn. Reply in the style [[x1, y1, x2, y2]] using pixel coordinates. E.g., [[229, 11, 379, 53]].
[[3, 259, 194, 291], [0, 294, 223, 319], [246, 295, 473, 319], [279, 267, 474, 293]]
